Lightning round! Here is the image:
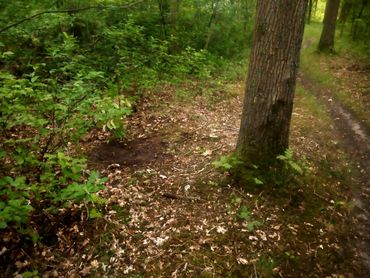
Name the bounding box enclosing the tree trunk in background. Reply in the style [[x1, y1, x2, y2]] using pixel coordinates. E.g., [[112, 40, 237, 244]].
[[158, 0, 169, 38], [352, 0, 368, 40], [314, 0, 319, 15], [318, 0, 340, 52], [236, 0, 307, 169], [169, 0, 180, 52], [204, 0, 218, 50], [339, 1, 352, 36], [170, 0, 179, 33], [307, 0, 313, 24]]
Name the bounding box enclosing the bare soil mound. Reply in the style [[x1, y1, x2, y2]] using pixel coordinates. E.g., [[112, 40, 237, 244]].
[[88, 136, 168, 168]]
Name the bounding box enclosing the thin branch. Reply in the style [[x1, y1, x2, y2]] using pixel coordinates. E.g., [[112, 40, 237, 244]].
[[0, 1, 143, 34]]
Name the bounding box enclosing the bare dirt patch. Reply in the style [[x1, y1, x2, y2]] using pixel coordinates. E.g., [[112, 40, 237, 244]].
[[88, 136, 168, 169]]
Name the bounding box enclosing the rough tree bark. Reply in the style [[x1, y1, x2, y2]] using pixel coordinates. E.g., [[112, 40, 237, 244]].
[[318, 0, 340, 52], [236, 0, 307, 169]]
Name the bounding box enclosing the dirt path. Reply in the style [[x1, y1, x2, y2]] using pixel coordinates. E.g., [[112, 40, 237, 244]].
[[298, 72, 370, 275]]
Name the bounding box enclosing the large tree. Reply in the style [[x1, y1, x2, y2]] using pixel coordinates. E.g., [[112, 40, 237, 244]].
[[318, 0, 341, 52], [236, 0, 307, 170]]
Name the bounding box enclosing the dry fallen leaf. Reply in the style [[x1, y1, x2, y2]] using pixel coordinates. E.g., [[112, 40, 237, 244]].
[[237, 257, 249, 265], [202, 149, 212, 156]]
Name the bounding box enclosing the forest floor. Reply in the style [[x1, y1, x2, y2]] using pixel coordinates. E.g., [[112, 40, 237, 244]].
[[6, 50, 369, 277], [4, 37, 370, 277]]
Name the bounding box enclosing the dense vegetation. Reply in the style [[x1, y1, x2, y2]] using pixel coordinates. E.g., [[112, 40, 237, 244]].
[[0, 0, 256, 243], [0, 0, 369, 276]]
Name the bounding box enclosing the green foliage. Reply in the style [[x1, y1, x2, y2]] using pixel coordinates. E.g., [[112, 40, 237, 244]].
[[256, 256, 276, 277], [0, 0, 256, 242], [273, 149, 307, 186], [0, 152, 106, 232], [239, 206, 262, 232], [220, 149, 306, 188], [89, 208, 103, 219], [213, 154, 268, 187], [20, 270, 39, 278], [0, 33, 122, 236], [0, 44, 132, 146], [42, 153, 106, 205], [0, 177, 33, 229], [239, 205, 251, 220], [277, 149, 305, 176], [340, 0, 370, 49], [212, 155, 243, 172]]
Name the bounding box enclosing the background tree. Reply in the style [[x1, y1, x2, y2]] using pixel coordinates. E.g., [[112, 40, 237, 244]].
[[236, 0, 307, 173], [307, 0, 313, 24], [350, 0, 369, 40], [318, 0, 341, 52], [338, 0, 370, 43], [339, 0, 353, 36]]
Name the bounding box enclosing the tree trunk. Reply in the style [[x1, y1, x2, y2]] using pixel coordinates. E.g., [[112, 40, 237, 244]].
[[158, 0, 169, 38], [318, 0, 340, 52], [170, 0, 180, 32], [352, 0, 368, 40], [307, 0, 313, 24], [204, 0, 218, 50], [314, 0, 319, 15], [339, 1, 352, 37], [236, 0, 307, 169]]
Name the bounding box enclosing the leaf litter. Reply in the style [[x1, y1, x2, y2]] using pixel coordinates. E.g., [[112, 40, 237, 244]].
[[2, 75, 369, 277]]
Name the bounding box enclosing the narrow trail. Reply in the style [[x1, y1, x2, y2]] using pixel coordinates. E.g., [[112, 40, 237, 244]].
[[298, 72, 370, 275]]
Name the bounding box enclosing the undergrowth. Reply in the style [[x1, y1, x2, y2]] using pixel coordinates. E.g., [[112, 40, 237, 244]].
[[0, 0, 250, 245]]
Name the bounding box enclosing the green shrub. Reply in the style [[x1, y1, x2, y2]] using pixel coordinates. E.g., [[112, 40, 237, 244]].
[[0, 153, 106, 233], [0, 177, 33, 229], [0, 38, 129, 237], [212, 154, 243, 172]]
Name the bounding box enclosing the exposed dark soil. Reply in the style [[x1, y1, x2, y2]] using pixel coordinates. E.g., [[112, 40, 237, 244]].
[[299, 72, 370, 276], [88, 136, 168, 169]]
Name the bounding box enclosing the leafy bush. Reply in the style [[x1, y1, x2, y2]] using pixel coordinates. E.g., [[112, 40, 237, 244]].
[[0, 177, 33, 229], [0, 153, 105, 233], [0, 36, 130, 237], [0, 0, 255, 242]]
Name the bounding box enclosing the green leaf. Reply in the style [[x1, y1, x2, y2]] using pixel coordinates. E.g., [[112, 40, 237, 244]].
[[89, 208, 102, 219], [2, 51, 14, 57], [254, 178, 264, 185], [15, 155, 25, 165], [290, 162, 303, 174], [239, 206, 250, 220], [247, 220, 262, 232], [0, 150, 6, 159]]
